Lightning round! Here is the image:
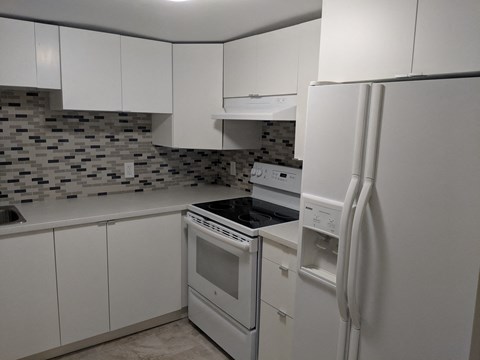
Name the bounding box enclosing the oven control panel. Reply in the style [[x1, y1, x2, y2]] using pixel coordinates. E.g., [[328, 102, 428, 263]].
[[250, 162, 302, 194]]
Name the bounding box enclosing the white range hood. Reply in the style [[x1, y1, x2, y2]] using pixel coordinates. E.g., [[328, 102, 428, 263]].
[[212, 95, 297, 121]]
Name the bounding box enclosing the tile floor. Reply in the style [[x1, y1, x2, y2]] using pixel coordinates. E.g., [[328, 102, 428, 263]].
[[55, 318, 232, 359]]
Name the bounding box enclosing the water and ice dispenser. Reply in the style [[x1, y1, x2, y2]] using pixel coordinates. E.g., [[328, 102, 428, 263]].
[[298, 194, 343, 288]]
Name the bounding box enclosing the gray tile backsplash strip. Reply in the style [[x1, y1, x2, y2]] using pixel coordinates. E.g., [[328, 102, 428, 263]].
[[217, 121, 302, 193], [1, 90, 301, 204]]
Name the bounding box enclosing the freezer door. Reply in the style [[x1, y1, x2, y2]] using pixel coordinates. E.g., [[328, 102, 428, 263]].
[[353, 77, 480, 360], [293, 83, 370, 360], [301, 83, 369, 201]]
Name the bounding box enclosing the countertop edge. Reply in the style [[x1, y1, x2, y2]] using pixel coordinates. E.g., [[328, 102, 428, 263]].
[[259, 221, 299, 251], [0, 186, 246, 237]]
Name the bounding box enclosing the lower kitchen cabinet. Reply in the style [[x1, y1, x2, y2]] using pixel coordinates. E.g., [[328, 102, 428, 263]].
[[0, 230, 60, 360], [259, 237, 297, 360], [259, 301, 294, 360], [0, 211, 183, 359], [108, 213, 182, 330], [55, 224, 110, 344]]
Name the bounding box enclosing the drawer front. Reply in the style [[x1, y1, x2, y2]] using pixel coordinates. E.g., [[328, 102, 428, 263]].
[[258, 300, 294, 360], [261, 257, 296, 317], [262, 238, 297, 270]]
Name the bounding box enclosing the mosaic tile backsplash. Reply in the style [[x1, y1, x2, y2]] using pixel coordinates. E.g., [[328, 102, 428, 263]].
[[1, 89, 301, 204]]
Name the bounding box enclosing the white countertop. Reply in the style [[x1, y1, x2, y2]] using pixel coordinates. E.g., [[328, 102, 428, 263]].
[[259, 220, 299, 250], [0, 185, 246, 236]]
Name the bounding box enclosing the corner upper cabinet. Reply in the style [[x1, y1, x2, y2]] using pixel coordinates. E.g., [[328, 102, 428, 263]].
[[121, 36, 172, 113], [153, 44, 224, 149], [52, 27, 122, 111], [318, 0, 417, 82], [0, 18, 60, 89], [412, 0, 480, 75], [153, 44, 261, 150], [224, 25, 300, 97]]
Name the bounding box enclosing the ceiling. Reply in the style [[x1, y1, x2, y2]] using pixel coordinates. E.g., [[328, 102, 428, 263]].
[[0, 0, 322, 42]]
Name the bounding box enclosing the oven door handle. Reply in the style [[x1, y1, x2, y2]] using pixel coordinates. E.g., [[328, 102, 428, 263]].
[[185, 216, 255, 253]]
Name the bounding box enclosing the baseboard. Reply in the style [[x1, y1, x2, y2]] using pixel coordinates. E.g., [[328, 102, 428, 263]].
[[20, 308, 188, 360]]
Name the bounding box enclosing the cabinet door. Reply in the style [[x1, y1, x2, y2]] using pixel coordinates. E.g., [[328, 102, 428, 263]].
[[256, 26, 299, 96], [108, 213, 182, 330], [172, 44, 223, 149], [294, 19, 321, 160], [0, 17, 37, 87], [59, 27, 122, 111], [258, 301, 294, 360], [318, 0, 417, 82], [121, 36, 172, 113], [35, 23, 61, 89], [412, 0, 480, 75], [55, 224, 109, 344], [224, 36, 257, 97], [0, 231, 60, 360]]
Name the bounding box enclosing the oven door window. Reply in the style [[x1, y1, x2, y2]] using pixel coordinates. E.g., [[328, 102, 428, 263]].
[[196, 236, 239, 299]]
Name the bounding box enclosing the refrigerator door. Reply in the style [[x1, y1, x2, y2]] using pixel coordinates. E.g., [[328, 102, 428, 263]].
[[352, 77, 480, 360], [293, 83, 370, 360]]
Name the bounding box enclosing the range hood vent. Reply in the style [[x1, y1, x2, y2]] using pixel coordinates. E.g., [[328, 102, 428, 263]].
[[212, 95, 297, 121]]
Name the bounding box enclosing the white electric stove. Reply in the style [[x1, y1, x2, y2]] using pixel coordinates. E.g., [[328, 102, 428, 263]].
[[185, 162, 302, 360]]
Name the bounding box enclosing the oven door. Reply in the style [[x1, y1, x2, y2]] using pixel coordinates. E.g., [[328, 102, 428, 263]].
[[186, 216, 258, 330]]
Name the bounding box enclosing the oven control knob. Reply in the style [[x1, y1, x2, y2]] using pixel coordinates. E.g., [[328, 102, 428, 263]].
[[256, 169, 263, 177], [251, 168, 256, 176]]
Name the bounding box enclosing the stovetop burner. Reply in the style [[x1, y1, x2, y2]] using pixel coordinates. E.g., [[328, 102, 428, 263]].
[[208, 203, 234, 211], [192, 197, 299, 229], [238, 212, 272, 224]]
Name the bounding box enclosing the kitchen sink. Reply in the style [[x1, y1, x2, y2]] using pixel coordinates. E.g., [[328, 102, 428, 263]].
[[0, 206, 26, 225]]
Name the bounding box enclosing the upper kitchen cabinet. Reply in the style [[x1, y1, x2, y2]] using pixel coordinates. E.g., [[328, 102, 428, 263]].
[[153, 44, 261, 150], [153, 44, 224, 149], [52, 28, 172, 113], [318, 0, 417, 82], [294, 19, 321, 160], [224, 36, 257, 98], [121, 36, 172, 113], [51, 27, 123, 112], [224, 25, 300, 97], [318, 0, 480, 82], [0, 18, 60, 89], [35, 23, 61, 89], [256, 26, 299, 96], [412, 0, 480, 75]]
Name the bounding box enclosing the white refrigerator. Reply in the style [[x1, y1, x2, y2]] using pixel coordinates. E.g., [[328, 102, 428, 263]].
[[292, 77, 480, 360]]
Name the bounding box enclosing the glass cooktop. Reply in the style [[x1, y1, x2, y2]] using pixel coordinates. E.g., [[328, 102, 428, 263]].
[[192, 197, 299, 229]]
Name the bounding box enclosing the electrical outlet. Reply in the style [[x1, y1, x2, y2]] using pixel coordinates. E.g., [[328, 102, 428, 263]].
[[124, 162, 135, 179], [230, 161, 236, 176]]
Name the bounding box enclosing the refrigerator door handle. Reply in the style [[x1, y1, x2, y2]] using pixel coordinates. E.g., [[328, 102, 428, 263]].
[[336, 176, 359, 318], [337, 83, 370, 319], [335, 83, 370, 360], [345, 179, 373, 360], [347, 179, 374, 330], [346, 84, 384, 360]]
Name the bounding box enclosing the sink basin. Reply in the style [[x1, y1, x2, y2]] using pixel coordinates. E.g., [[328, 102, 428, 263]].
[[0, 206, 26, 225]]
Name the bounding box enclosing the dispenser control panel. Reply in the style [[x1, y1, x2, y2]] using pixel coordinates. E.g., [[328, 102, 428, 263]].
[[302, 196, 343, 237]]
